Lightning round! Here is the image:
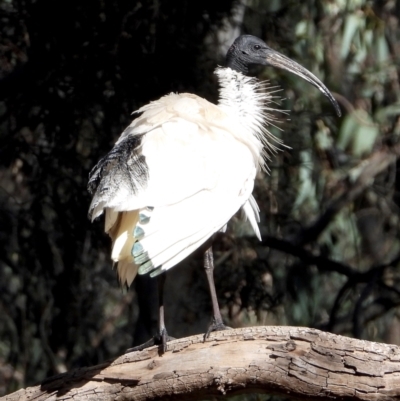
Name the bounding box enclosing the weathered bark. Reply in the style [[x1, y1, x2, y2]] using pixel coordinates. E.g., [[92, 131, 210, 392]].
[[3, 326, 400, 401]]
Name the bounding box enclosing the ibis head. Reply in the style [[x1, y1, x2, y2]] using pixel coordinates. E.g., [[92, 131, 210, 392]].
[[226, 35, 341, 117]]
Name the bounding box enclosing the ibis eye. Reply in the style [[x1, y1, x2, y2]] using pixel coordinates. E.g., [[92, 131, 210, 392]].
[[254, 45, 261, 50]]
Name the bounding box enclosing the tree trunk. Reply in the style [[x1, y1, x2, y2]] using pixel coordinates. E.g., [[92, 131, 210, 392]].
[[3, 326, 400, 401]]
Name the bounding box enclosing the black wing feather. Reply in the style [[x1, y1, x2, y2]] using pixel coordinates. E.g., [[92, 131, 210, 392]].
[[88, 134, 148, 219]]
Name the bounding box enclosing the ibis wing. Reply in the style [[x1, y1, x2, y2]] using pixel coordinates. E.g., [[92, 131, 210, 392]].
[[133, 146, 257, 276], [89, 93, 259, 285], [88, 134, 148, 221]]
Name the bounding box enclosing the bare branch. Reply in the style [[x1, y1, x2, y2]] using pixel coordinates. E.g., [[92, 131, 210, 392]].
[[3, 326, 400, 401]]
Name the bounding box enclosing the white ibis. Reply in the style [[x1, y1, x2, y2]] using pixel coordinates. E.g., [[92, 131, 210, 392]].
[[88, 35, 341, 352]]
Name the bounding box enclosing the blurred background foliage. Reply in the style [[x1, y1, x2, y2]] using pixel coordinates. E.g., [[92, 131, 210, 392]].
[[1, 0, 400, 398]]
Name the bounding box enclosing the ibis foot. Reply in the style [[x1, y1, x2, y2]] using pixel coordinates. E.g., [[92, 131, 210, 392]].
[[203, 319, 232, 341], [126, 330, 176, 354]]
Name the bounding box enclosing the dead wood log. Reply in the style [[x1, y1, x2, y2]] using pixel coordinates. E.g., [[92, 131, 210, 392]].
[[3, 326, 400, 401]]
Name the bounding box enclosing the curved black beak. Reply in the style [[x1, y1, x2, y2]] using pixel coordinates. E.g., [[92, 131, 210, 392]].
[[265, 49, 341, 117]]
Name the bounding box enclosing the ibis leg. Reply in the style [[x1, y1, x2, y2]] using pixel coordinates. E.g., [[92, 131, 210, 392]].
[[126, 272, 174, 354], [157, 272, 169, 353], [203, 246, 231, 340]]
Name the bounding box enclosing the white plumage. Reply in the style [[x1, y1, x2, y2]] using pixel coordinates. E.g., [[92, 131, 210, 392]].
[[89, 68, 277, 285], [88, 35, 340, 348]]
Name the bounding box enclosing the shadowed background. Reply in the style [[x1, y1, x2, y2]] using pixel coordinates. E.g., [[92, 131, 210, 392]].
[[1, 0, 400, 398]]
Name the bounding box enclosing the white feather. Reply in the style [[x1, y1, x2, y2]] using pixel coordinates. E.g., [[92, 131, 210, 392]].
[[136, 174, 254, 273], [105, 208, 118, 233], [90, 66, 283, 285], [242, 195, 261, 240]]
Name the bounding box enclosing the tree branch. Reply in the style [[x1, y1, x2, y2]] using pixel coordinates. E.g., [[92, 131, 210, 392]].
[[294, 145, 399, 246], [261, 235, 356, 276], [4, 326, 400, 401]]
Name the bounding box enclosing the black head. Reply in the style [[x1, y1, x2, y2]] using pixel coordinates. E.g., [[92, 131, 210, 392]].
[[226, 35, 341, 117], [226, 35, 272, 74]]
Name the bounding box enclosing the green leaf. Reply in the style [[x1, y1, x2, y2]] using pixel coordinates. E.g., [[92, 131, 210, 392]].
[[337, 111, 379, 157], [352, 121, 379, 157], [374, 34, 389, 63], [341, 14, 362, 59], [337, 112, 359, 150]]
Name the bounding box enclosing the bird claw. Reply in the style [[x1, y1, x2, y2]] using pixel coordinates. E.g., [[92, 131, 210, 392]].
[[203, 319, 232, 341], [125, 338, 157, 353], [158, 329, 175, 354], [125, 329, 175, 354]]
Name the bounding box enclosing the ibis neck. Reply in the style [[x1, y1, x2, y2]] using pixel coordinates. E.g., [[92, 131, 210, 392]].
[[216, 67, 262, 122], [215, 66, 280, 171]]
